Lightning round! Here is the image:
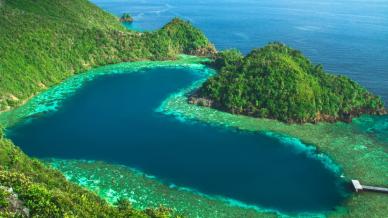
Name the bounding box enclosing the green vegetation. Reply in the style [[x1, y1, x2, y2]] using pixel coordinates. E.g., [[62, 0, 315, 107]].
[[161, 76, 388, 217], [0, 0, 216, 216], [0, 0, 215, 111], [0, 0, 385, 216], [0, 135, 182, 217], [48, 159, 278, 218], [0, 188, 9, 208], [120, 13, 134, 23], [194, 43, 386, 123]]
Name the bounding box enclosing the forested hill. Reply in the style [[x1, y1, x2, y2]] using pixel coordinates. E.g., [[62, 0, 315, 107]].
[[192, 43, 386, 123], [0, 0, 216, 111]]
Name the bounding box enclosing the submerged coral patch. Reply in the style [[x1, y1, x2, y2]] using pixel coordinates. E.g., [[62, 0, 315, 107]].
[[46, 159, 279, 217], [157, 68, 388, 216]]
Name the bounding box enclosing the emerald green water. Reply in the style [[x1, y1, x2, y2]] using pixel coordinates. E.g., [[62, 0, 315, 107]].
[[2, 58, 350, 216]]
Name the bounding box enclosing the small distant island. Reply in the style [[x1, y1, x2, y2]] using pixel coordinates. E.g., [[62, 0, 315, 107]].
[[190, 43, 386, 123], [120, 13, 133, 23]]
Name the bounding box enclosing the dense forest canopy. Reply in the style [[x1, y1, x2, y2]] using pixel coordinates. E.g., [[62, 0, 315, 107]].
[[193, 43, 386, 123]]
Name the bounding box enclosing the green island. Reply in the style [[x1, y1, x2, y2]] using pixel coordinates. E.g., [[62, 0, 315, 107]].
[[0, 0, 387, 217], [120, 13, 134, 23], [190, 44, 386, 123]]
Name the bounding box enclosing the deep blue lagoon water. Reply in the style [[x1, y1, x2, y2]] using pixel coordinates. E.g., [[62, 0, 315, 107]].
[[7, 67, 348, 213], [92, 0, 388, 105]]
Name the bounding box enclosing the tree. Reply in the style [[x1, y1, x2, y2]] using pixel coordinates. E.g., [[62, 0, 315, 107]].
[[194, 42, 386, 123]]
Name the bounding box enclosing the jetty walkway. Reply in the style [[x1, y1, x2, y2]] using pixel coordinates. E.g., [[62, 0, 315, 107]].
[[352, 180, 388, 193]]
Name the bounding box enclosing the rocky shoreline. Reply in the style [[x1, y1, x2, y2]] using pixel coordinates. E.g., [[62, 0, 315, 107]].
[[188, 92, 387, 124], [190, 43, 387, 124]]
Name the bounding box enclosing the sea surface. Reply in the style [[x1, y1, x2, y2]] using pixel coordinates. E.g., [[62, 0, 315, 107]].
[[92, 0, 388, 104], [6, 66, 348, 213]]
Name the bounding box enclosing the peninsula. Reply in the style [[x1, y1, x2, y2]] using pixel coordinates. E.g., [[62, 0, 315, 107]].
[[190, 43, 386, 123]]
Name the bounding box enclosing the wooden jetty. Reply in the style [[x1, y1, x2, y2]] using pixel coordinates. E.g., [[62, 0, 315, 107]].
[[352, 180, 388, 193]]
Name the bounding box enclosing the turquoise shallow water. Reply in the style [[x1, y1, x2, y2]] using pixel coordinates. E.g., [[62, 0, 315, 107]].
[[5, 64, 349, 213], [92, 0, 388, 105]]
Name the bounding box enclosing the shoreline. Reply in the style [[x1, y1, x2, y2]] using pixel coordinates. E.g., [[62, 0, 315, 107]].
[[188, 94, 387, 124], [0, 55, 206, 115], [47, 159, 281, 217], [0, 58, 287, 217], [0, 58, 386, 217], [158, 69, 388, 217], [0, 55, 209, 128]]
